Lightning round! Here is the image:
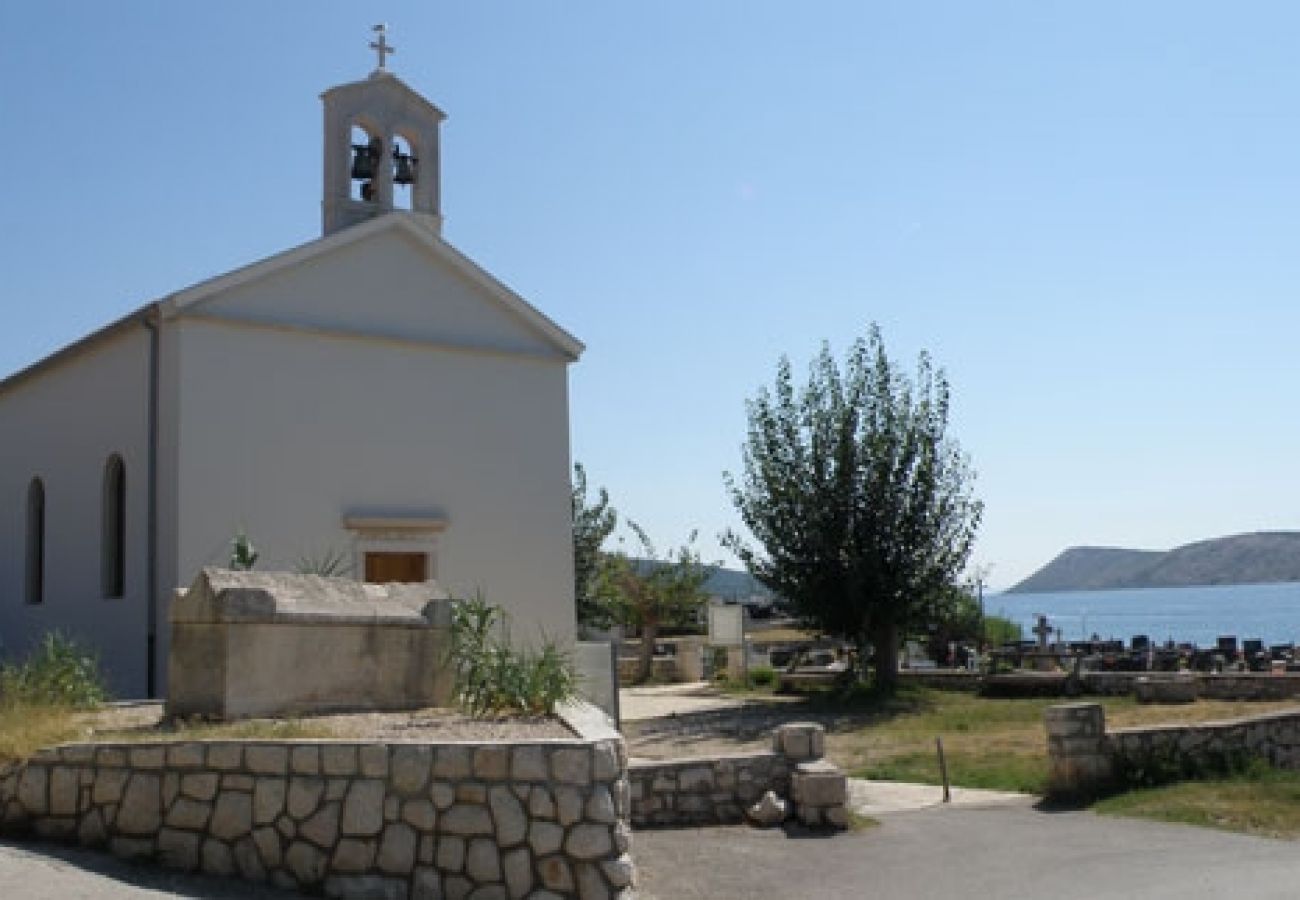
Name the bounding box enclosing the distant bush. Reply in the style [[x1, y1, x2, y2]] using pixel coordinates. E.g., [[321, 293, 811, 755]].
[[748, 666, 777, 687], [0, 632, 109, 708], [448, 596, 577, 716]]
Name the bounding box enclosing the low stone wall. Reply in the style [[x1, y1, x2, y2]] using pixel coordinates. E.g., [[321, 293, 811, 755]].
[[628, 723, 846, 829], [628, 753, 788, 827], [0, 726, 634, 899], [1046, 702, 1300, 799]]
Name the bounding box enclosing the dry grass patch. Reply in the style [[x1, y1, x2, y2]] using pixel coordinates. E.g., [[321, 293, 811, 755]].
[[0, 702, 88, 767], [823, 689, 1300, 795]]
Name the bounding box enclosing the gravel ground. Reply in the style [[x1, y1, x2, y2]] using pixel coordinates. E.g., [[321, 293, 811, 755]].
[[74, 702, 574, 743]]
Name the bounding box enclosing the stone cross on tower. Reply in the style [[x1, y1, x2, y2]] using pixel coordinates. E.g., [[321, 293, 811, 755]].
[[370, 24, 395, 72]]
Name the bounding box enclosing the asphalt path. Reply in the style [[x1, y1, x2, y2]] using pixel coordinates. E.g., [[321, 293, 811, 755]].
[[635, 800, 1300, 899]]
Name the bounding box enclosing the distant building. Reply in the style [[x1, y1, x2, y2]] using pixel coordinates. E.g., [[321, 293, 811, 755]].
[[0, 42, 581, 697]]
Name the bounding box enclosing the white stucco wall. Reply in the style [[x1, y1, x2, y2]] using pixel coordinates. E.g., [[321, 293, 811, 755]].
[[170, 314, 577, 654], [0, 328, 153, 696]]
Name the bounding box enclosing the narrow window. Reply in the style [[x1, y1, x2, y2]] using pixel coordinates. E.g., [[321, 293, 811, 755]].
[[102, 455, 125, 598], [25, 477, 44, 604]]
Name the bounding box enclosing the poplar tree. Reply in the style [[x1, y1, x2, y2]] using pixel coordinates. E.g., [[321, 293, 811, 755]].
[[725, 325, 983, 690]]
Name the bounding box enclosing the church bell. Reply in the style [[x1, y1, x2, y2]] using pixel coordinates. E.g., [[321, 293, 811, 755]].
[[393, 149, 417, 186], [350, 137, 384, 181]]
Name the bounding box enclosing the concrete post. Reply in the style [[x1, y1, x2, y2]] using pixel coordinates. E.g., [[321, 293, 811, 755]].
[[1045, 702, 1113, 798]]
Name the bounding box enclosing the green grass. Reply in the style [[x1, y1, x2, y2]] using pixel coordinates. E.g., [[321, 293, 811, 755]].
[[1095, 765, 1300, 839], [0, 702, 86, 767], [819, 686, 1300, 796]]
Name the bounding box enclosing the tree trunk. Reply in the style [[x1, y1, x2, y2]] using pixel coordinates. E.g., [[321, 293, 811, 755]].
[[636, 621, 659, 684], [870, 620, 901, 692]]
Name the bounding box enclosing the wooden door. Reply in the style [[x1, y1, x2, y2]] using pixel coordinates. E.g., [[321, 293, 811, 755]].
[[364, 551, 428, 583]]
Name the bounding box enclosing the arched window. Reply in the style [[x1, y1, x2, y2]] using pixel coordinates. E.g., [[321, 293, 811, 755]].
[[25, 477, 44, 604], [102, 455, 126, 598]]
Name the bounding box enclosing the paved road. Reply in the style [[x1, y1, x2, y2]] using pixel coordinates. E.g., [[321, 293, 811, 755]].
[[0, 838, 287, 899], [635, 801, 1300, 899]]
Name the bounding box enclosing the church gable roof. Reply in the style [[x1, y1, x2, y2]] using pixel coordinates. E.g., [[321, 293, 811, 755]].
[[165, 214, 583, 361]]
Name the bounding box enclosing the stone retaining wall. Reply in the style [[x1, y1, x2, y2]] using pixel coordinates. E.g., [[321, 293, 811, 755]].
[[627, 723, 846, 829], [0, 732, 634, 900], [1046, 702, 1300, 799]]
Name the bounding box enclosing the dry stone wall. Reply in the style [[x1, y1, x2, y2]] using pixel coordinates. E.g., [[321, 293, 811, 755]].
[[0, 736, 634, 900], [628, 723, 846, 829], [1046, 702, 1300, 799]]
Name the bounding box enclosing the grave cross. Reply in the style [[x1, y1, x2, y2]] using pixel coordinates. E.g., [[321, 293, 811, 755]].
[[370, 24, 395, 71], [1032, 614, 1053, 650]]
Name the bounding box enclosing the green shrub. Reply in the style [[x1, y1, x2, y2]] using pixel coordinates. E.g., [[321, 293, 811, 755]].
[[448, 596, 577, 716], [748, 666, 777, 687], [0, 632, 109, 708]]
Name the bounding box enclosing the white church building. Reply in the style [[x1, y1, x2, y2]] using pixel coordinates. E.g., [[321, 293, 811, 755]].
[[0, 38, 582, 698]]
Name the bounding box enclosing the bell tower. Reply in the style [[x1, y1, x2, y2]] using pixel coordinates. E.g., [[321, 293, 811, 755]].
[[322, 25, 446, 236]]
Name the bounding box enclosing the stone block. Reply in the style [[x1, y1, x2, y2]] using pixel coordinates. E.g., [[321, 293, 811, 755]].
[[253, 825, 283, 869], [254, 777, 287, 824], [511, 746, 548, 782], [465, 837, 502, 883], [157, 827, 201, 870], [342, 779, 387, 836], [585, 786, 617, 825], [776, 723, 825, 762], [323, 745, 359, 777], [473, 746, 510, 781], [210, 790, 254, 841], [109, 836, 154, 861], [167, 743, 206, 769], [678, 766, 714, 792], [49, 766, 79, 816], [285, 839, 329, 885], [234, 836, 266, 881], [529, 820, 564, 857], [292, 745, 322, 775], [378, 822, 418, 874], [117, 772, 162, 835], [552, 748, 591, 786], [208, 744, 244, 771], [78, 808, 107, 846], [96, 748, 127, 767], [436, 835, 466, 872], [441, 804, 494, 836], [456, 783, 487, 804], [181, 772, 219, 802], [129, 746, 166, 769], [538, 855, 574, 892], [332, 837, 377, 873], [412, 867, 442, 900], [166, 797, 212, 831], [360, 745, 389, 778], [17, 766, 48, 814], [224, 774, 255, 791], [602, 853, 635, 889], [430, 781, 456, 810], [392, 746, 433, 796], [435, 746, 471, 780], [528, 787, 555, 820], [566, 823, 613, 860], [402, 799, 437, 830], [247, 745, 290, 775], [289, 776, 326, 820], [555, 787, 583, 826], [791, 760, 846, 808], [574, 862, 607, 900], [202, 838, 235, 876], [502, 845, 532, 898], [489, 785, 527, 846]]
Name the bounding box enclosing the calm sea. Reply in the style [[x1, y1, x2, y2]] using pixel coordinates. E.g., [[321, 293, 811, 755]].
[[989, 582, 1300, 648]]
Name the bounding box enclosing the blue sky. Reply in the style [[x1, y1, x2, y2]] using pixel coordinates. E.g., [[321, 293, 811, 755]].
[[3, 2, 1300, 589]]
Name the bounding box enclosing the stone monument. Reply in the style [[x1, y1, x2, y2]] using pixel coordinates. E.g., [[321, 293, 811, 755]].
[[167, 568, 454, 719]]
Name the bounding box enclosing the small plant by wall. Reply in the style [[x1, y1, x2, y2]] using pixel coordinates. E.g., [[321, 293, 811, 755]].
[[447, 596, 577, 716]]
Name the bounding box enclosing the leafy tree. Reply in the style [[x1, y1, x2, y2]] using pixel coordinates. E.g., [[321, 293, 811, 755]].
[[725, 325, 983, 690], [572, 462, 618, 628], [599, 524, 711, 684]]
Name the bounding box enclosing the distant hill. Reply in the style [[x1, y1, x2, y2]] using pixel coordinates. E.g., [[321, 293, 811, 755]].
[[1009, 532, 1300, 593], [630, 559, 773, 600]]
